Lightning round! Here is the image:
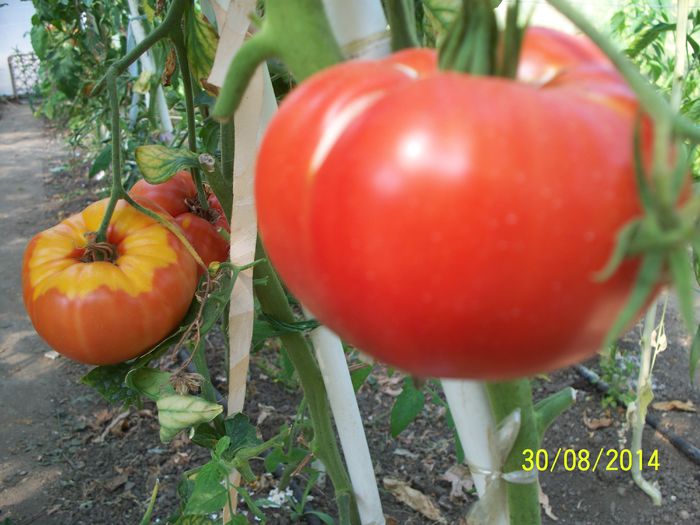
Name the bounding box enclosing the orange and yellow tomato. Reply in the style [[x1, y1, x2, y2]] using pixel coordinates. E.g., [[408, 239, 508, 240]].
[[22, 199, 198, 365]]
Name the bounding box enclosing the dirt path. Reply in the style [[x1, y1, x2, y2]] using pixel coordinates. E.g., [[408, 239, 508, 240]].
[[0, 102, 81, 524]]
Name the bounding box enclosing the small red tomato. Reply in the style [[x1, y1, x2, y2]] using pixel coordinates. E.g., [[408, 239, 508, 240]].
[[23, 199, 198, 365], [130, 171, 230, 268]]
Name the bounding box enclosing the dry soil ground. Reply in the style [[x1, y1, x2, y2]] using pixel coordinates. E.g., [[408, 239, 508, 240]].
[[0, 101, 699, 525]]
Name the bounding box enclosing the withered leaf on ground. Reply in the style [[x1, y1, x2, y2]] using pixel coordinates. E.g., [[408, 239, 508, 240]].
[[383, 477, 446, 523], [104, 473, 129, 492], [539, 486, 558, 521], [583, 410, 613, 430], [651, 400, 697, 412], [440, 464, 474, 500]]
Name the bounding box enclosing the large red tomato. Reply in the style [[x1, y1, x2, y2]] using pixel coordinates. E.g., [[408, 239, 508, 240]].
[[130, 171, 230, 268], [255, 27, 652, 380], [23, 199, 198, 365]]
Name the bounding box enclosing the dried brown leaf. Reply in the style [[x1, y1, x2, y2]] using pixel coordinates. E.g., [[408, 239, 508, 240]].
[[539, 486, 558, 521], [162, 46, 177, 86], [257, 403, 275, 425], [583, 410, 613, 430], [651, 400, 697, 412], [104, 473, 129, 492], [441, 464, 474, 500], [383, 477, 446, 523]]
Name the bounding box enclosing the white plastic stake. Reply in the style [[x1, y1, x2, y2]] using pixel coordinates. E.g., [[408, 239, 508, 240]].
[[323, 0, 391, 59], [441, 380, 509, 525], [303, 307, 385, 525], [127, 0, 173, 135]]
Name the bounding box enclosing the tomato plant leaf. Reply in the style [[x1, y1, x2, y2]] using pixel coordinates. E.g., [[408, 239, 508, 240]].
[[263, 447, 286, 472], [125, 368, 175, 401], [200, 266, 240, 334], [305, 511, 336, 525], [157, 395, 224, 443], [184, 7, 218, 93], [173, 516, 217, 525], [190, 423, 222, 450], [89, 144, 112, 178], [198, 119, 221, 155], [30, 24, 49, 60], [183, 461, 228, 515], [350, 364, 373, 392], [390, 377, 425, 437], [224, 413, 262, 454], [626, 22, 675, 59], [135, 145, 199, 185], [80, 363, 141, 407]]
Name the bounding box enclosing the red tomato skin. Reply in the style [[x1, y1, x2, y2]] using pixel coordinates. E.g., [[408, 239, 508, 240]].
[[130, 171, 230, 267], [256, 29, 650, 380], [22, 199, 198, 365]]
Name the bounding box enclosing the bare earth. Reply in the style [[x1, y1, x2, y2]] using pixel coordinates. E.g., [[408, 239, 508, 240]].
[[0, 101, 698, 525], [0, 101, 72, 524]]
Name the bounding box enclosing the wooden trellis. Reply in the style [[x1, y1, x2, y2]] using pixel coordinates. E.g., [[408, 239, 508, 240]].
[[7, 53, 39, 98]]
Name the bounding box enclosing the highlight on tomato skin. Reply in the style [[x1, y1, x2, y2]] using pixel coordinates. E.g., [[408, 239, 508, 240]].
[[254, 26, 655, 380], [130, 171, 231, 268], [22, 198, 199, 365]]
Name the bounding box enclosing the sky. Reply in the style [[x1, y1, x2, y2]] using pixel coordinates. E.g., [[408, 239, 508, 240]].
[[0, 0, 36, 96]]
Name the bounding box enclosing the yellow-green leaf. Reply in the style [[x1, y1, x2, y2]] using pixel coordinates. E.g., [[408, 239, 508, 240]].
[[184, 9, 218, 92], [157, 395, 223, 443], [135, 145, 199, 184], [141, 0, 155, 24], [134, 70, 154, 95]]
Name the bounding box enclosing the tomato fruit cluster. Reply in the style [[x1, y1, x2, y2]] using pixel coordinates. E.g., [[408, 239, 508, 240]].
[[255, 28, 649, 380]]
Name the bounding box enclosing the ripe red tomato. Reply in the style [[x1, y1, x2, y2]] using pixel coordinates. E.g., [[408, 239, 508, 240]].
[[23, 199, 198, 365], [255, 27, 651, 380], [130, 171, 230, 268]]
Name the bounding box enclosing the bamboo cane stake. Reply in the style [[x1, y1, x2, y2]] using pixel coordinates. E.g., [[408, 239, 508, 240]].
[[204, 1, 263, 520]]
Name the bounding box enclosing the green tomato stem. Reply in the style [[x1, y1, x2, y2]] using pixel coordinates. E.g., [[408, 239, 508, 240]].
[[212, 0, 344, 121], [384, 0, 420, 51], [211, 120, 235, 223], [190, 338, 226, 434], [486, 380, 542, 525], [630, 301, 663, 504], [253, 238, 360, 525], [96, 73, 126, 243], [92, 0, 189, 97], [211, 31, 276, 122], [123, 193, 207, 272], [533, 387, 576, 442], [171, 27, 209, 211]]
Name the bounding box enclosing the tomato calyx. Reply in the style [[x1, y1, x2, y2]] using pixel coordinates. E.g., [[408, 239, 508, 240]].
[[439, 0, 524, 79], [184, 195, 223, 226], [80, 232, 118, 263]]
